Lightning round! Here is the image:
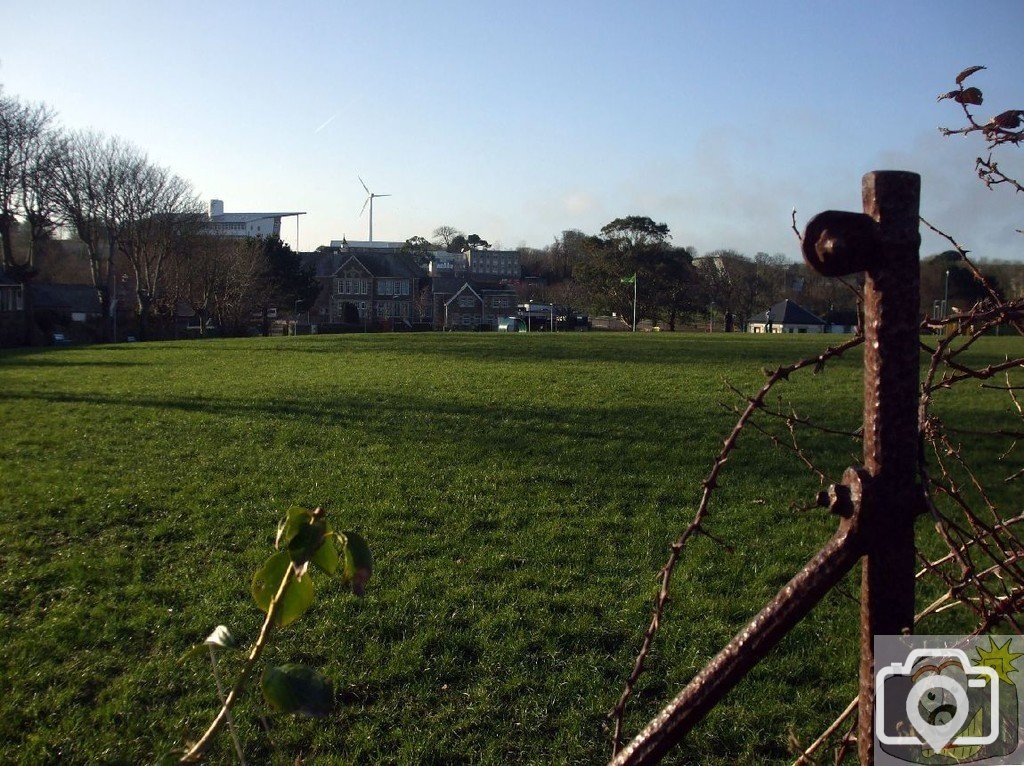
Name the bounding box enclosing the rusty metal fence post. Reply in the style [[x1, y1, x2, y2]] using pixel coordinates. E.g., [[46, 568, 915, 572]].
[[610, 171, 921, 766], [856, 171, 921, 763]]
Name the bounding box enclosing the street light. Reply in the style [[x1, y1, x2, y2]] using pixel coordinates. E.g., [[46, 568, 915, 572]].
[[943, 268, 951, 317]]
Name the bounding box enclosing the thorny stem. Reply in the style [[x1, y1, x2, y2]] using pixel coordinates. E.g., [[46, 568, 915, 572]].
[[609, 336, 864, 755], [180, 565, 295, 763], [208, 646, 246, 766]]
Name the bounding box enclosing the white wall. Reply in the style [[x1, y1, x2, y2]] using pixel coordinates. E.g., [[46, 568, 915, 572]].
[[747, 322, 825, 334]]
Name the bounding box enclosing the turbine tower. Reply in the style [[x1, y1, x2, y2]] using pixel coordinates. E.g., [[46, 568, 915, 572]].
[[358, 176, 391, 242]]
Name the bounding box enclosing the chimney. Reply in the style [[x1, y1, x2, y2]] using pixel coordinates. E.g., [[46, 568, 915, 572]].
[[210, 199, 224, 218]]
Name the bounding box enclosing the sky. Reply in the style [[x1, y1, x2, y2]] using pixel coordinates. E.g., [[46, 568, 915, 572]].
[[2, 1, 1022, 260]]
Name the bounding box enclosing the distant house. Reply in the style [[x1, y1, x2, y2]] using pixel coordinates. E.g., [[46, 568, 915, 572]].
[[748, 299, 826, 334], [321, 250, 427, 326], [442, 282, 517, 330], [207, 199, 305, 240], [30, 283, 103, 322]]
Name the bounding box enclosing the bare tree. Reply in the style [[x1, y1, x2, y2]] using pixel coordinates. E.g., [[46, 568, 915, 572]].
[[117, 155, 203, 338], [0, 93, 56, 272], [19, 122, 65, 270], [52, 132, 135, 340], [166, 235, 264, 336], [430, 225, 462, 249]]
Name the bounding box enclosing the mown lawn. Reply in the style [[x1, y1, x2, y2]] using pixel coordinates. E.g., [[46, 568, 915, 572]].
[[0, 332, 1019, 765]]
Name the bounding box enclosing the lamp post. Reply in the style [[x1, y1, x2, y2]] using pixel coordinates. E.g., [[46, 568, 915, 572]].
[[943, 268, 951, 317]]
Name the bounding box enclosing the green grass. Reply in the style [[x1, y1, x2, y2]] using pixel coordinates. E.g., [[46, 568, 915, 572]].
[[0, 332, 1019, 765]]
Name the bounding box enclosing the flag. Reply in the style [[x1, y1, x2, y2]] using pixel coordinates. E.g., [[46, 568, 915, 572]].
[[621, 274, 636, 285]]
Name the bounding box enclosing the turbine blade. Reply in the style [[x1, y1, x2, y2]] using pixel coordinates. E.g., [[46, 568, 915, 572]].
[[375, 193, 392, 197], [359, 197, 369, 217], [358, 175, 370, 194]]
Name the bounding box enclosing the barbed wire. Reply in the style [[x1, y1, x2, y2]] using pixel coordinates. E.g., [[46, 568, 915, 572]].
[[611, 65, 1024, 765]]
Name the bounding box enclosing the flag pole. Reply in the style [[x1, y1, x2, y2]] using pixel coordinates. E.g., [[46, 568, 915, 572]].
[[632, 275, 637, 332]]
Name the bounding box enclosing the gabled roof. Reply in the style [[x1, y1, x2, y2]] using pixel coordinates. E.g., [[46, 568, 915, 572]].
[[751, 299, 825, 325], [29, 283, 102, 314], [445, 283, 482, 307], [326, 251, 426, 280]]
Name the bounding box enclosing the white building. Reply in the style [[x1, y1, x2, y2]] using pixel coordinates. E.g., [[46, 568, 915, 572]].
[[207, 200, 305, 239], [425, 249, 520, 280], [748, 299, 826, 334]]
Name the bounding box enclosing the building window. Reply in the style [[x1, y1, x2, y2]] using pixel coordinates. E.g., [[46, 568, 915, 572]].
[[458, 296, 475, 308]]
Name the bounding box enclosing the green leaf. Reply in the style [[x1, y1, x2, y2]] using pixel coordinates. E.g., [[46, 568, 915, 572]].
[[251, 551, 315, 627], [261, 664, 334, 717], [310, 531, 340, 575], [276, 506, 313, 550], [342, 531, 373, 597], [287, 518, 327, 567]]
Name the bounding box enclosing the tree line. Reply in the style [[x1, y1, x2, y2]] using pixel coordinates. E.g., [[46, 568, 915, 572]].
[[0, 86, 316, 342], [4, 81, 1020, 342], [514, 219, 1023, 330]]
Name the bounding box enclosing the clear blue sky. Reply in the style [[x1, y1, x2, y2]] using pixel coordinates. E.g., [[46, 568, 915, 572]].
[[2, 0, 1022, 259]]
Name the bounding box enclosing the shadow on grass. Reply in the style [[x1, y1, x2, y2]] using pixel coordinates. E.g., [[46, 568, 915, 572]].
[[0, 386, 746, 480], [181, 333, 839, 368], [0, 358, 145, 368]]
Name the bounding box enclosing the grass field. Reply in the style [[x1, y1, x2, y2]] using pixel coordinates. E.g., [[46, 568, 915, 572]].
[[1, 332, 1019, 765]]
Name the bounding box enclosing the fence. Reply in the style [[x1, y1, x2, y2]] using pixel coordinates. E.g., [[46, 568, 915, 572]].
[[608, 170, 1024, 765]]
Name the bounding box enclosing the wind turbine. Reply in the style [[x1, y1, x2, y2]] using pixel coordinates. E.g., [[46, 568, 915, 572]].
[[358, 176, 391, 242]]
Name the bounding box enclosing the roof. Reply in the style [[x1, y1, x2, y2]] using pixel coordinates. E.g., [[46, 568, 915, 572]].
[[305, 250, 426, 280], [445, 283, 482, 306], [210, 212, 304, 223], [430, 276, 464, 296], [29, 283, 102, 314], [751, 299, 825, 325], [338, 252, 425, 279], [328, 240, 406, 249]]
